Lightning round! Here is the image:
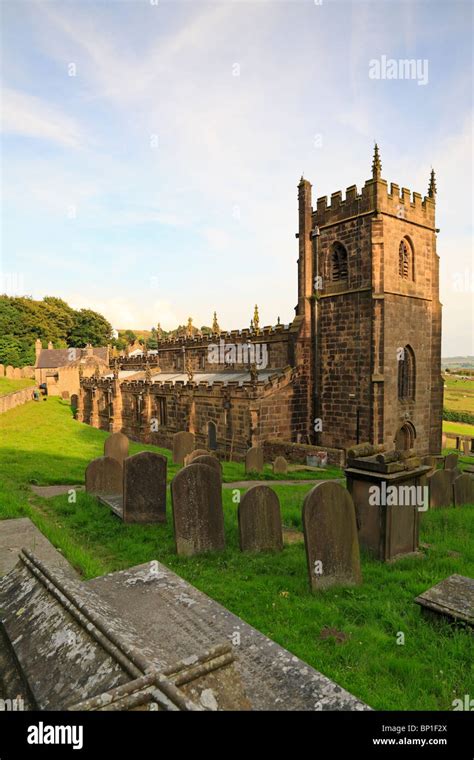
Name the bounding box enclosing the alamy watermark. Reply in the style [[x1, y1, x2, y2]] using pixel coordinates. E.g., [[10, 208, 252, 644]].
[[369, 55, 429, 86], [207, 339, 268, 369], [368, 483, 428, 511]]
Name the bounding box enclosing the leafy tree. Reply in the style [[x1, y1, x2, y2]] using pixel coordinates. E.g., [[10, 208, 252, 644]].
[[68, 309, 113, 347]]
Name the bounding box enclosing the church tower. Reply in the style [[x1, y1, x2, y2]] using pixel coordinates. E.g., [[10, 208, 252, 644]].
[[302, 146, 442, 454]]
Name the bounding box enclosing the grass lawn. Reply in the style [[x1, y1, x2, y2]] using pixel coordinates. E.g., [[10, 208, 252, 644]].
[[443, 420, 474, 438], [0, 398, 473, 710], [443, 375, 474, 415], [0, 377, 36, 396]]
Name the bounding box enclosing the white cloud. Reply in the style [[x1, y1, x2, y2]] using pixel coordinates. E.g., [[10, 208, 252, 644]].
[[1, 86, 84, 148]]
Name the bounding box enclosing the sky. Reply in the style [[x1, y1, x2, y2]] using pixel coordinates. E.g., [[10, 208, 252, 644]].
[[1, 0, 472, 355]]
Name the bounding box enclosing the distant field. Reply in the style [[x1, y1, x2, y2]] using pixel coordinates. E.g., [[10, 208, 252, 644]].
[[0, 377, 36, 397], [443, 375, 474, 414], [443, 420, 474, 437]]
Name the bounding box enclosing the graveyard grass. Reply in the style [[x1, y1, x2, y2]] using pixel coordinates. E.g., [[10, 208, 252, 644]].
[[0, 377, 36, 396], [1, 399, 473, 711]]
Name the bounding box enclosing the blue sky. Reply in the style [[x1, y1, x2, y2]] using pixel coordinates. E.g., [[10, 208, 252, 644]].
[[1, 0, 472, 354]]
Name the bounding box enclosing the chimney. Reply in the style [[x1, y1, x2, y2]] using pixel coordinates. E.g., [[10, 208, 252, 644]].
[[35, 339, 42, 362], [47, 341, 53, 350]]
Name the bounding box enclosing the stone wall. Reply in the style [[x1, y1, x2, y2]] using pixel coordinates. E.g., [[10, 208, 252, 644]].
[[0, 387, 38, 414], [263, 439, 345, 467]]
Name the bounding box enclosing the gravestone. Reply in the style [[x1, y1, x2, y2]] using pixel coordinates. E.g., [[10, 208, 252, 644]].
[[273, 456, 288, 474], [415, 574, 474, 626], [173, 431, 195, 465], [85, 456, 122, 496], [245, 446, 264, 474], [238, 486, 283, 553], [462, 439, 471, 456], [302, 481, 361, 591], [71, 394, 78, 410], [61, 391, 70, 400], [123, 451, 167, 523], [171, 464, 225, 556], [191, 455, 222, 480], [5, 366, 14, 378], [0, 364, 4, 377], [453, 473, 474, 506], [12, 368, 22, 379], [428, 470, 453, 508], [444, 452, 458, 471], [104, 431, 129, 467], [421, 455, 436, 477], [185, 449, 210, 466]]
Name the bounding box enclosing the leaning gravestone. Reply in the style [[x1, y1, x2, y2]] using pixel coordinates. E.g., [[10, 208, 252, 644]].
[[302, 481, 361, 591], [171, 464, 225, 556], [173, 431, 195, 465], [453, 473, 474, 507], [245, 446, 264, 474], [104, 431, 129, 467], [428, 470, 453, 509], [123, 451, 167, 523], [444, 453, 459, 471], [238, 486, 283, 553], [273, 456, 288, 474], [85, 456, 122, 495], [191, 455, 222, 480], [185, 449, 210, 465]]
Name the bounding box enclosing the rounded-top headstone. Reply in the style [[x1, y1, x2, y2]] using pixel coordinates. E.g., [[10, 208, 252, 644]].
[[171, 463, 225, 556], [104, 431, 129, 467], [5, 366, 14, 378], [185, 449, 210, 466], [238, 485, 283, 553], [191, 455, 222, 479], [273, 456, 288, 474], [453, 473, 474, 507], [245, 446, 264, 474], [0, 364, 4, 377], [173, 431, 195, 465], [428, 469, 453, 508], [85, 456, 122, 495], [302, 481, 361, 591]]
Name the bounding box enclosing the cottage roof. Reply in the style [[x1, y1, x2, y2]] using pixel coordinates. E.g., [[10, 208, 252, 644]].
[[36, 347, 108, 369]]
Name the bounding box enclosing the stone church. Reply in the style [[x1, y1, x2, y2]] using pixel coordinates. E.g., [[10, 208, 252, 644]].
[[78, 147, 443, 461]]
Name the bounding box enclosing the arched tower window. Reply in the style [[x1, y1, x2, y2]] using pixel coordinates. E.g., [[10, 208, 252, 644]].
[[399, 237, 414, 280], [331, 242, 348, 281], [398, 345, 416, 400]]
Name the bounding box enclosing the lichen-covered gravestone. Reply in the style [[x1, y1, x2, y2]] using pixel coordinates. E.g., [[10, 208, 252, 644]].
[[302, 481, 362, 591], [104, 431, 129, 467], [273, 456, 288, 474], [123, 451, 167, 523], [185, 449, 210, 465], [245, 446, 264, 474], [415, 574, 474, 626], [453, 473, 474, 507], [428, 470, 453, 508], [238, 485, 283, 553], [173, 431, 195, 465], [85, 456, 123, 495], [191, 455, 222, 480], [171, 463, 225, 556]]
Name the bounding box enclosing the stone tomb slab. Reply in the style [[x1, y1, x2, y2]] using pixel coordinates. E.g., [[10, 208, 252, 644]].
[[238, 485, 283, 553], [415, 574, 474, 626], [87, 559, 370, 711]]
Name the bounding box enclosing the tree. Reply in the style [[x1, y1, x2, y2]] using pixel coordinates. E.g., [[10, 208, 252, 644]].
[[68, 309, 113, 347]]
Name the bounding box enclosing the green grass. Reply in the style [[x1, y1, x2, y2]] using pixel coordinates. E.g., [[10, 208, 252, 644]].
[[443, 420, 474, 437], [1, 398, 473, 711], [443, 375, 474, 415], [0, 377, 36, 396]]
